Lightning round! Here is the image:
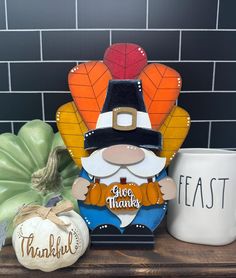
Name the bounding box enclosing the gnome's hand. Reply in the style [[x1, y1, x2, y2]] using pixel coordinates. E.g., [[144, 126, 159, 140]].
[[72, 177, 90, 200], [159, 177, 177, 200]]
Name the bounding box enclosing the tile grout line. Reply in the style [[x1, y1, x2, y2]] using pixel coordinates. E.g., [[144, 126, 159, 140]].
[[1, 119, 236, 123], [1, 60, 236, 63], [146, 0, 149, 29], [1, 28, 236, 32], [41, 92, 45, 121], [191, 119, 236, 123], [180, 91, 236, 93], [178, 30, 182, 61], [0, 60, 84, 63], [212, 62, 216, 91], [1, 90, 236, 94], [148, 60, 236, 63], [207, 121, 212, 148], [39, 31, 43, 61], [181, 90, 236, 93], [11, 122, 14, 133], [0, 120, 57, 123], [0, 91, 71, 93], [109, 30, 112, 45], [4, 0, 8, 29], [7, 63, 12, 92], [75, 0, 78, 29], [216, 0, 220, 29]]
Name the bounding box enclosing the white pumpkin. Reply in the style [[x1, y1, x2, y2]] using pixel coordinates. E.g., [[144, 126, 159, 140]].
[[12, 210, 89, 272]]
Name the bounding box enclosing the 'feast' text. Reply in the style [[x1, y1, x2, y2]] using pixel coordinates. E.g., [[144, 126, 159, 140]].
[[178, 175, 229, 209]]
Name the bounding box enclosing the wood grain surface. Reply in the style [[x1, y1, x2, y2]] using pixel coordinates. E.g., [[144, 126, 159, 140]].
[[0, 221, 236, 277]]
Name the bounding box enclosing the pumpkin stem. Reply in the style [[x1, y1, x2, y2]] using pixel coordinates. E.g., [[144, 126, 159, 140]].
[[31, 146, 66, 196]]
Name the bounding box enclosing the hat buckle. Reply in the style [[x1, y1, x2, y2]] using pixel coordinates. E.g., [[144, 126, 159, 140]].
[[112, 107, 137, 131]]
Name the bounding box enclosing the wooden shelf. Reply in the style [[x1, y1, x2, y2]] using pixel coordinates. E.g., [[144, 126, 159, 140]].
[[0, 222, 236, 277]]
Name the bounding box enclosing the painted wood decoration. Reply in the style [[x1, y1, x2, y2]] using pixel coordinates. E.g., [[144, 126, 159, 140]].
[[159, 106, 191, 166], [68, 61, 112, 130], [57, 43, 190, 247], [103, 43, 147, 79], [139, 63, 181, 130], [56, 102, 89, 168]]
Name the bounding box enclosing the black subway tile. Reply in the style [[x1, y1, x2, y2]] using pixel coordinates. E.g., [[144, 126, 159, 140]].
[[211, 122, 236, 148], [149, 0, 217, 29], [112, 31, 179, 60], [11, 63, 75, 91], [13, 122, 27, 134], [0, 123, 12, 133], [182, 122, 209, 148], [178, 93, 236, 120], [0, 64, 9, 91], [0, 31, 40, 61], [219, 0, 236, 29], [0, 93, 42, 120], [182, 31, 236, 60], [7, 0, 75, 29], [0, 0, 6, 29], [43, 31, 109, 60], [166, 62, 213, 91], [44, 93, 72, 121], [215, 63, 236, 91], [46, 122, 58, 132], [78, 0, 146, 28]]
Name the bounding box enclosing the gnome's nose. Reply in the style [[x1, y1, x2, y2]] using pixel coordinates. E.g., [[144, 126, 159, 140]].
[[102, 144, 145, 165]]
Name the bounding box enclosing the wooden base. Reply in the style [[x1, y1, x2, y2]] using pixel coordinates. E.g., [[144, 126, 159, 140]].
[[1, 220, 236, 277], [91, 233, 154, 248]]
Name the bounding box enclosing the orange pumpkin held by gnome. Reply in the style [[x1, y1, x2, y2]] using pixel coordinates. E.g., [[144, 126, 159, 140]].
[[57, 43, 190, 246]]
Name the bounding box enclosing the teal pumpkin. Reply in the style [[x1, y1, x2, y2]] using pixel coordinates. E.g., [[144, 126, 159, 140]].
[[0, 120, 79, 242]]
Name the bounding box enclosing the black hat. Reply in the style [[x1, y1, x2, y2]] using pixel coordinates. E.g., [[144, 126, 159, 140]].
[[84, 80, 162, 150]]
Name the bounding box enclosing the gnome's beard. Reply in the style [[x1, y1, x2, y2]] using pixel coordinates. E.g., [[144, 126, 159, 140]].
[[81, 148, 166, 179], [81, 147, 166, 228]]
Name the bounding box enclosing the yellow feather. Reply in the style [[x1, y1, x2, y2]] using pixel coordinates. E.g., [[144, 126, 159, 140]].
[[56, 102, 89, 168], [159, 106, 191, 166]]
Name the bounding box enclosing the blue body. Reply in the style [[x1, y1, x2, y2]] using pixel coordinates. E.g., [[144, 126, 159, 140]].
[[78, 168, 167, 232]]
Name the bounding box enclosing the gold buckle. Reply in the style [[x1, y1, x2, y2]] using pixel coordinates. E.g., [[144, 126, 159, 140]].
[[112, 107, 137, 131]]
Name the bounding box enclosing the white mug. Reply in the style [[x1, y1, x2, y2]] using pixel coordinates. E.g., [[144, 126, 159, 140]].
[[167, 148, 236, 246]]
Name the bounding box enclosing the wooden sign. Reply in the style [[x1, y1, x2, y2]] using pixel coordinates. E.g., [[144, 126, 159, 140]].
[[56, 43, 191, 247]]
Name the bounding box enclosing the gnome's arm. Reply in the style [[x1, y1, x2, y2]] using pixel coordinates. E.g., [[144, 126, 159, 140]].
[[156, 169, 177, 201], [72, 168, 92, 200]]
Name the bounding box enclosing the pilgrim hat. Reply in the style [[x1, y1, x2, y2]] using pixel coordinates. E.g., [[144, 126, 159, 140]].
[[84, 80, 162, 150]]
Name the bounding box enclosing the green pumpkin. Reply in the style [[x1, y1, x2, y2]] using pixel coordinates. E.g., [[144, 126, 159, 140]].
[[0, 120, 79, 242]]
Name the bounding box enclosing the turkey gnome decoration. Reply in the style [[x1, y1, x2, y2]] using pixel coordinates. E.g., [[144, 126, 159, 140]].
[[56, 43, 190, 246]]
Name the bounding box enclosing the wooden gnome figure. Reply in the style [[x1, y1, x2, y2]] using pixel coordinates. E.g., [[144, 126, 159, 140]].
[[56, 43, 191, 245], [71, 80, 176, 240]]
